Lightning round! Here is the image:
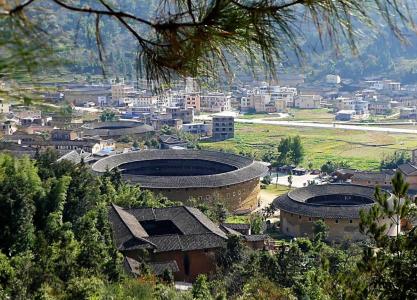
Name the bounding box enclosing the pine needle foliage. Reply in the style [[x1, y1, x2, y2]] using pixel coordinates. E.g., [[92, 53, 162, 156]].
[[1, 0, 416, 85]]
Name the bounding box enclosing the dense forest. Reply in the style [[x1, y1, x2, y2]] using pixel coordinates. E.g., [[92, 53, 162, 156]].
[[0, 150, 417, 299]]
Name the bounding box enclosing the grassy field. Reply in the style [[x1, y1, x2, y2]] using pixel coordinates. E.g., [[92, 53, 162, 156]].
[[282, 108, 335, 122], [265, 184, 292, 195], [239, 108, 335, 122], [200, 123, 417, 170]]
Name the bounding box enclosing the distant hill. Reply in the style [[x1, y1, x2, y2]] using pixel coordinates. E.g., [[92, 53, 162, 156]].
[[35, 2, 417, 83]]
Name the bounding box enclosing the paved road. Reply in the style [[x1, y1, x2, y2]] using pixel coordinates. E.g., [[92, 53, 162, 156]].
[[235, 118, 417, 134]]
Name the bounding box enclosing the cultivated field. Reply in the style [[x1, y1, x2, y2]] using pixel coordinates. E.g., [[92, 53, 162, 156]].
[[200, 123, 417, 170]]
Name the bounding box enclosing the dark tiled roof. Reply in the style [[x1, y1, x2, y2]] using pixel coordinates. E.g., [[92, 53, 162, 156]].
[[159, 135, 185, 145], [92, 149, 268, 188], [273, 184, 392, 219], [57, 150, 91, 164], [352, 170, 394, 182], [124, 256, 141, 276], [219, 225, 242, 236], [109, 205, 227, 253], [222, 223, 250, 230], [243, 234, 268, 242], [398, 163, 417, 175], [109, 204, 155, 251], [82, 121, 154, 137]]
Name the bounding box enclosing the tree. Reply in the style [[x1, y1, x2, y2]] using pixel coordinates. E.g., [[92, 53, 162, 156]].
[[380, 151, 410, 170], [132, 140, 139, 149], [192, 275, 212, 300], [261, 175, 272, 185], [160, 125, 173, 135], [277, 136, 304, 166], [357, 171, 417, 299], [250, 213, 264, 235], [313, 220, 329, 242], [320, 160, 350, 175], [290, 136, 304, 165], [100, 110, 117, 122], [2, 1, 412, 85], [287, 174, 293, 189]]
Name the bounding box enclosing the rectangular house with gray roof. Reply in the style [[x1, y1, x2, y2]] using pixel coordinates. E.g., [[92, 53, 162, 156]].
[[109, 204, 228, 282]]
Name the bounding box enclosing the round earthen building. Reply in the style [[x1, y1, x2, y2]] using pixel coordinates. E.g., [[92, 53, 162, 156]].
[[92, 149, 268, 212]]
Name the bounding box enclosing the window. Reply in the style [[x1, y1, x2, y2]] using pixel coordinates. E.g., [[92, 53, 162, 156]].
[[298, 216, 302, 219], [335, 220, 339, 223], [349, 220, 353, 223], [308, 217, 312, 221]]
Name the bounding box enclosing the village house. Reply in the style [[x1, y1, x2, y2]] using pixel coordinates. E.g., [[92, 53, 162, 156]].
[[51, 129, 78, 141], [1, 120, 17, 135], [185, 93, 201, 113], [212, 116, 234, 141], [294, 94, 322, 109], [159, 135, 188, 149], [200, 92, 231, 112], [166, 107, 194, 124], [182, 122, 212, 136], [151, 118, 183, 131], [64, 86, 111, 106], [0, 99, 10, 114], [109, 204, 228, 282]]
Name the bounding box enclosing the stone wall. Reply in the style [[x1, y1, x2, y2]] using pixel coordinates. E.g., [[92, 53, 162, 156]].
[[148, 178, 261, 213], [280, 210, 365, 241]]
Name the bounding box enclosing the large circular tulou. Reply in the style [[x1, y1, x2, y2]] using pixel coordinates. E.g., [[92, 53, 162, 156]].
[[92, 149, 269, 212], [273, 184, 396, 241]]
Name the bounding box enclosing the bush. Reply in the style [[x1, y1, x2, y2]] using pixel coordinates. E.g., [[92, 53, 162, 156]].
[[261, 175, 272, 185], [66, 276, 104, 299]]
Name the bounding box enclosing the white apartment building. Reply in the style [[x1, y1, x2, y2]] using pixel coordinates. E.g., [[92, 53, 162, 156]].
[[240, 97, 253, 111], [251, 93, 271, 112], [365, 80, 401, 91], [0, 99, 10, 114], [111, 83, 135, 101], [133, 95, 158, 107], [335, 97, 355, 111], [270, 86, 297, 108], [200, 92, 231, 112], [294, 94, 322, 109]]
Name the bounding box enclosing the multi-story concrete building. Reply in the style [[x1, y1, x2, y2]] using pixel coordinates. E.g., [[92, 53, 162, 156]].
[[354, 100, 369, 115], [251, 94, 271, 113], [369, 99, 392, 115], [294, 94, 322, 109], [201, 92, 231, 112], [185, 93, 201, 112], [111, 82, 135, 102], [0, 99, 10, 114], [182, 123, 212, 136], [400, 107, 417, 119], [212, 116, 234, 141], [240, 96, 254, 112], [335, 97, 355, 111], [166, 107, 194, 124], [132, 94, 157, 107], [51, 129, 78, 141], [151, 118, 183, 131]]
